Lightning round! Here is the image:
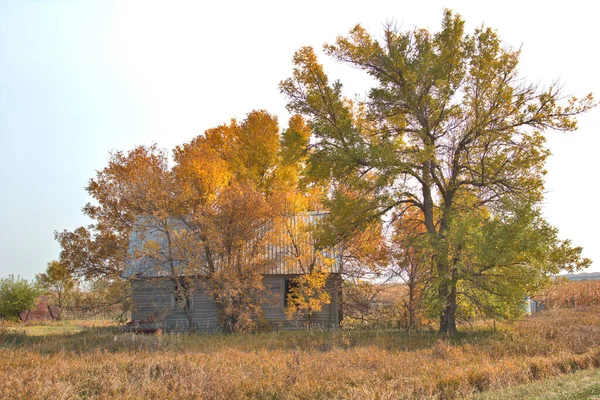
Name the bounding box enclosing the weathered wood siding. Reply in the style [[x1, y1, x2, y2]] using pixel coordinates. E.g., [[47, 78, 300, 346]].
[[131, 279, 220, 332], [130, 274, 340, 332]]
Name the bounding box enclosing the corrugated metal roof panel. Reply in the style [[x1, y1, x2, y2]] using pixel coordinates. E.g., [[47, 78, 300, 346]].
[[123, 212, 340, 278]]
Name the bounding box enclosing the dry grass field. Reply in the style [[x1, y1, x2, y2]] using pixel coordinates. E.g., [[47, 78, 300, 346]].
[[536, 279, 600, 309], [1, 305, 600, 399]]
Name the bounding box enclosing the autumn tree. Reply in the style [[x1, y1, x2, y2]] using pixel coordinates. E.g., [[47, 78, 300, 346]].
[[171, 110, 288, 332], [281, 10, 594, 334], [36, 260, 76, 308], [195, 182, 277, 333], [389, 210, 431, 329], [55, 109, 323, 332], [96, 116, 278, 332], [55, 145, 173, 281], [55, 144, 200, 324], [276, 114, 325, 210]]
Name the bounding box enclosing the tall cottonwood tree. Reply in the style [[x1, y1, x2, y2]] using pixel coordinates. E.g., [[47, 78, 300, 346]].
[[281, 10, 594, 334]]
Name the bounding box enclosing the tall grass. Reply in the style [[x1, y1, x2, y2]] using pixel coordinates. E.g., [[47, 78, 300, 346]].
[[536, 279, 600, 309], [1, 307, 600, 399]]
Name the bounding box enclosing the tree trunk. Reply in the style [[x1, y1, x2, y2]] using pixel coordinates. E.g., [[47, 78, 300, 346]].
[[306, 310, 313, 330], [184, 302, 195, 332], [435, 245, 458, 335], [214, 299, 234, 334], [439, 283, 457, 335], [423, 170, 459, 335], [407, 282, 416, 330]]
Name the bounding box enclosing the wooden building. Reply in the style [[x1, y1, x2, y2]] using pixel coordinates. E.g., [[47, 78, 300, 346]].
[[123, 212, 342, 332]]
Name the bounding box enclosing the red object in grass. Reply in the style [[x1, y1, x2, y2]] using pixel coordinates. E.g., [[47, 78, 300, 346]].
[[20, 296, 62, 322]]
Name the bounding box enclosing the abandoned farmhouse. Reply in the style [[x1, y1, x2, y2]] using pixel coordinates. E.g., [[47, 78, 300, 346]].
[[123, 212, 342, 332]]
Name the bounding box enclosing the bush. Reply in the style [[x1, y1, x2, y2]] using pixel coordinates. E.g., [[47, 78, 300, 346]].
[[0, 275, 41, 321]]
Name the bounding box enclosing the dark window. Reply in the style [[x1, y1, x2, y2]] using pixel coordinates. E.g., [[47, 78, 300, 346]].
[[284, 279, 298, 308], [172, 280, 193, 311]]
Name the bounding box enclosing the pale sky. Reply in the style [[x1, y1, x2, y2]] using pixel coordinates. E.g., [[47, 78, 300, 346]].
[[0, 1, 598, 280]]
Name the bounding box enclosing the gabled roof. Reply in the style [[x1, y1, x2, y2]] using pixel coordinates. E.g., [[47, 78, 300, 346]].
[[123, 211, 341, 278]]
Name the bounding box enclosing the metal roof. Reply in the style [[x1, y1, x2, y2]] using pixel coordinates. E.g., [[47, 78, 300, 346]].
[[123, 212, 341, 278]]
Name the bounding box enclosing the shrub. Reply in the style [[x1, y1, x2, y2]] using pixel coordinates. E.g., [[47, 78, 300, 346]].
[[0, 275, 41, 321]]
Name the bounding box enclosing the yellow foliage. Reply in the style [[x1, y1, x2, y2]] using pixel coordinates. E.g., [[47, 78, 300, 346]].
[[285, 270, 331, 323]]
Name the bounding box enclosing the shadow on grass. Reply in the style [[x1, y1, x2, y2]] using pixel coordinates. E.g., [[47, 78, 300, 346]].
[[0, 322, 504, 356]]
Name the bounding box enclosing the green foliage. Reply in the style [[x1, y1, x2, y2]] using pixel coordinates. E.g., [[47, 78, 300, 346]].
[[422, 203, 591, 322], [0, 275, 41, 321], [281, 9, 595, 333], [36, 260, 76, 308]]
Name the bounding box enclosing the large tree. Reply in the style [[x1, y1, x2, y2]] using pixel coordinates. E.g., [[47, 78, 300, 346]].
[[281, 10, 594, 334], [172, 110, 289, 331], [55, 144, 173, 281], [56, 109, 325, 332]]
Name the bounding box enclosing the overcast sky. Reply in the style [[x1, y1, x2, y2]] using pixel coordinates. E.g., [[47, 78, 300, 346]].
[[1, 1, 598, 280]]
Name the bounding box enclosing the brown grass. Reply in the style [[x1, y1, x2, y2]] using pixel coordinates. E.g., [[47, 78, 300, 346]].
[[1, 307, 600, 399], [536, 279, 600, 309]]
